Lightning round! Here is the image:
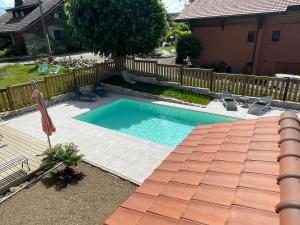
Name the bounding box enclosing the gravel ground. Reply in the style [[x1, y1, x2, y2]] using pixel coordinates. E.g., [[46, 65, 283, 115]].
[[0, 163, 136, 225]]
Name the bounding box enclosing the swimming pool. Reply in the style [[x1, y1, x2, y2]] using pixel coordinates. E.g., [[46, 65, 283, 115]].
[[75, 99, 235, 147]]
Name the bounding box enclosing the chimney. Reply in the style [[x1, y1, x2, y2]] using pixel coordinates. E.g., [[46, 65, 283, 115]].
[[15, 0, 23, 7]]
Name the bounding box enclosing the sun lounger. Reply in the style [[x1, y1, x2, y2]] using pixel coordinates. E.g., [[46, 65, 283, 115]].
[[0, 155, 30, 174], [222, 91, 237, 111], [71, 86, 97, 102], [38, 63, 48, 75], [122, 71, 136, 85], [50, 65, 62, 75], [93, 82, 108, 96], [248, 96, 272, 116]]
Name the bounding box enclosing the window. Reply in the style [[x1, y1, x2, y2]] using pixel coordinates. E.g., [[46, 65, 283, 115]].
[[14, 11, 19, 18], [20, 11, 24, 17], [54, 12, 59, 19], [54, 30, 63, 40], [247, 31, 256, 43], [272, 31, 281, 42]]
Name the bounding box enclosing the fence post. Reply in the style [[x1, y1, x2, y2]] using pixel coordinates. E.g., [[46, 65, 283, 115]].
[[43, 76, 51, 100], [180, 65, 184, 86], [132, 56, 136, 74], [283, 78, 291, 102], [73, 70, 77, 87], [6, 86, 15, 110], [242, 75, 248, 96], [209, 70, 215, 91]]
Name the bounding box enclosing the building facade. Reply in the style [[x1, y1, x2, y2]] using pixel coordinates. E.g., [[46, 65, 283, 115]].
[[177, 0, 300, 76], [0, 0, 67, 55]]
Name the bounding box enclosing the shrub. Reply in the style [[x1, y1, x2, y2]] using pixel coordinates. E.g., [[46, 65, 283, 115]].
[[42, 143, 84, 168], [0, 49, 9, 58], [165, 30, 191, 43], [176, 35, 202, 65]]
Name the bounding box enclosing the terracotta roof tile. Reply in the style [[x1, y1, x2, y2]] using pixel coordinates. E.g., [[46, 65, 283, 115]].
[[219, 143, 250, 152], [180, 161, 210, 173], [209, 161, 244, 174], [147, 196, 188, 220], [157, 161, 183, 172], [148, 170, 176, 183], [247, 150, 279, 162], [226, 206, 279, 225], [121, 193, 155, 213], [224, 136, 252, 144], [249, 142, 280, 151], [182, 201, 229, 225], [174, 146, 195, 154], [189, 152, 216, 162], [137, 213, 176, 225], [243, 161, 279, 175], [171, 171, 204, 185], [201, 171, 240, 188], [160, 182, 198, 201], [104, 208, 143, 225], [192, 144, 220, 153], [135, 180, 165, 197], [277, 112, 300, 225], [234, 187, 279, 212], [239, 173, 279, 192], [192, 184, 235, 206], [104, 113, 300, 225], [215, 151, 247, 162], [165, 153, 190, 162]]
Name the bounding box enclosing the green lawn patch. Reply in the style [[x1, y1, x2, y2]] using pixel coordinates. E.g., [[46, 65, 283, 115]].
[[104, 76, 213, 105], [0, 64, 70, 89]]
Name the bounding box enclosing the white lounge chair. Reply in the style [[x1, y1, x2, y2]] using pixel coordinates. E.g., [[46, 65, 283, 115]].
[[222, 91, 237, 111], [248, 96, 272, 116], [122, 71, 136, 85]]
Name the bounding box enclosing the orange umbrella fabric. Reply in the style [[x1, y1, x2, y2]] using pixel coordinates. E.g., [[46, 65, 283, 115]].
[[32, 89, 56, 135]]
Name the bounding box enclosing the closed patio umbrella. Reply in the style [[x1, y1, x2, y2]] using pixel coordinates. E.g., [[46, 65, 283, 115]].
[[32, 81, 56, 148]]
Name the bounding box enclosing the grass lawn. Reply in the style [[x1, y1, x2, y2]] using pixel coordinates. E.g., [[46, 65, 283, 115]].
[[104, 76, 213, 105], [0, 163, 136, 225], [0, 64, 70, 89]]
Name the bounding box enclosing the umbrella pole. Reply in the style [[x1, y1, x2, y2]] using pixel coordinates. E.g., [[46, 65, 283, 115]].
[[31, 80, 52, 149]]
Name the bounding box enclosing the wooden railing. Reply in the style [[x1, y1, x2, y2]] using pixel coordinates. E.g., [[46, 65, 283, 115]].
[[0, 62, 116, 112], [123, 58, 300, 103], [0, 58, 299, 112]]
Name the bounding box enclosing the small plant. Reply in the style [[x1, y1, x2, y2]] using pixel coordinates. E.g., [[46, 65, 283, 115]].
[[42, 143, 84, 168], [176, 35, 202, 65]]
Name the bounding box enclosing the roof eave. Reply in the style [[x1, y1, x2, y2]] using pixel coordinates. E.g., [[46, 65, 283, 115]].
[[175, 11, 287, 23]]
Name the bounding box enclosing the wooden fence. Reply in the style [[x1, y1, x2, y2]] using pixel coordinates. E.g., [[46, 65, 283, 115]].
[[1, 58, 300, 112], [124, 58, 300, 103], [0, 62, 116, 112]]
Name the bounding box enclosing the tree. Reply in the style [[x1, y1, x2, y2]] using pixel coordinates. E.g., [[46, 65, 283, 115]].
[[176, 35, 202, 64], [65, 0, 168, 58]]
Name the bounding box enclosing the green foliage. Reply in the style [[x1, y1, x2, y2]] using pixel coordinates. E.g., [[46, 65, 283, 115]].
[[65, 0, 168, 57], [165, 30, 191, 43], [0, 49, 8, 58], [42, 143, 84, 168], [105, 76, 213, 105], [176, 35, 202, 64]]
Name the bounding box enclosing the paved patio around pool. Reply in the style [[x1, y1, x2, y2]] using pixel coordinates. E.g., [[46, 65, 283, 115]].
[[6, 93, 299, 184]]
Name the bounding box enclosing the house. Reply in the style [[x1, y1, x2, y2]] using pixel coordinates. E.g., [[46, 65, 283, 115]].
[[103, 112, 300, 225], [176, 0, 300, 76], [0, 0, 66, 55]]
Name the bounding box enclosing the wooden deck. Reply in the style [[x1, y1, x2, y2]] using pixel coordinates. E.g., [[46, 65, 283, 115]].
[[0, 124, 48, 194]]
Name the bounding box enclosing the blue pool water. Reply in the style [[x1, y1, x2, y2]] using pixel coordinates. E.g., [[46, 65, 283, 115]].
[[75, 99, 235, 147]]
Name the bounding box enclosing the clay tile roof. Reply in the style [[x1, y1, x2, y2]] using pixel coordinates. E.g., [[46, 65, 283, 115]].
[[176, 0, 300, 21], [104, 112, 300, 225]]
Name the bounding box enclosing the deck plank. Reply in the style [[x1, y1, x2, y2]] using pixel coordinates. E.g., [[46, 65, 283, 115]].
[[0, 125, 47, 192]]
